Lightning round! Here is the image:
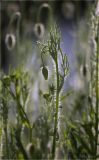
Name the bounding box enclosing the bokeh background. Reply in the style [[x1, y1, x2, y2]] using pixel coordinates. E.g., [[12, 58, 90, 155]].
[[1, 0, 95, 118]]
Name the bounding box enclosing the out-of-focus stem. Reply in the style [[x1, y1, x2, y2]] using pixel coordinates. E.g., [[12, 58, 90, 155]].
[[95, 20, 99, 158]]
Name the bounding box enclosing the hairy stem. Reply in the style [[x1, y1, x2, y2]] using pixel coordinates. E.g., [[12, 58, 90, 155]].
[[52, 57, 59, 159]]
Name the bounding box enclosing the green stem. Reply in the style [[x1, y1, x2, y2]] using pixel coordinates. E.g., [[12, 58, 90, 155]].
[[95, 22, 99, 158], [15, 130, 28, 160], [4, 123, 9, 159], [41, 52, 44, 66], [29, 127, 32, 142], [17, 97, 30, 127], [52, 57, 59, 159], [2, 89, 9, 159]]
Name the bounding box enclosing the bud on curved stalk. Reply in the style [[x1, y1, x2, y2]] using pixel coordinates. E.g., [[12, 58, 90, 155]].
[[37, 3, 52, 27], [7, 11, 21, 51]]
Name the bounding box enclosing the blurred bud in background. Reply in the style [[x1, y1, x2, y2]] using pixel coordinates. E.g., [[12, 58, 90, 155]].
[[61, 1, 75, 19], [34, 23, 45, 39], [5, 33, 16, 51]]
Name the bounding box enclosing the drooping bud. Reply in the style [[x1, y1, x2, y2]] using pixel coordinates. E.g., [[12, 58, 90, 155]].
[[61, 1, 75, 19], [26, 143, 34, 158], [42, 66, 48, 80], [34, 23, 45, 39], [5, 34, 16, 51]]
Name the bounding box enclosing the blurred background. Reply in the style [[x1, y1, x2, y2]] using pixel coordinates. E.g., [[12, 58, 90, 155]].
[[1, 0, 94, 70], [1, 1, 99, 159], [1, 0, 95, 118]]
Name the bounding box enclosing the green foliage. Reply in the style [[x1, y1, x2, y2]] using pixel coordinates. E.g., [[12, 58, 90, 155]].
[[0, 13, 99, 160], [38, 25, 69, 159]]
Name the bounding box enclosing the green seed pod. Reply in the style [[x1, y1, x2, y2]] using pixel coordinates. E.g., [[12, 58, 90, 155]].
[[42, 66, 48, 80]]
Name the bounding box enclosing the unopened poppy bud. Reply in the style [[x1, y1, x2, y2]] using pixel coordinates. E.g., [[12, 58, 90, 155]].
[[61, 1, 75, 19], [59, 105, 62, 109], [42, 66, 48, 80], [80, 64, 89, 77], [39, 3, 50, 11], [5, 34, 16, 51], [14, 11, 21, 17], [26, 143, 34, 157], [34, 23, 45, 39]]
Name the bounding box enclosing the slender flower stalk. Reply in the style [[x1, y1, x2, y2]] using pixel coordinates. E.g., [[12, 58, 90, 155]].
[[95, 19, 99, 158], [38, 25, 69, 159], [52, 55, 59, 159]]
